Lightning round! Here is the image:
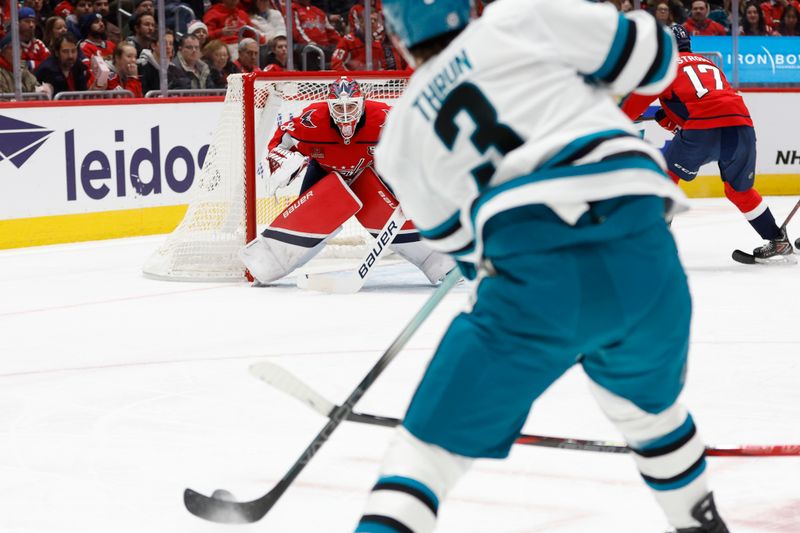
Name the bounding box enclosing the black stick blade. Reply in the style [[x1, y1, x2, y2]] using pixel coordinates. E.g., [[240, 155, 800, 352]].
[[732, 249, 756, 264], [184, 488, 275, 524]]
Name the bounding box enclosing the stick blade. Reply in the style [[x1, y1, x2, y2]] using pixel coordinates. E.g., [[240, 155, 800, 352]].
[[732, 249, 756, 264], [296, 271, 364, 293], [183, 487, 273, 524]]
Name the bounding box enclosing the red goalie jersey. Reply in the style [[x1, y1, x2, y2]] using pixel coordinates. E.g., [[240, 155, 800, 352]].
[[267, 99, 391, 178], [622, 52, 753, 130]]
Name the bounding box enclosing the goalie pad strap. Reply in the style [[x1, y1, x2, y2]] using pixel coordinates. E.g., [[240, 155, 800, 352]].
[[267, 172, 362, 247], [350, 168, 420, 243]]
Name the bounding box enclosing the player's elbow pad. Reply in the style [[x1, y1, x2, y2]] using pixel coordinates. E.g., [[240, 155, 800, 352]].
[[598, 12, 678, 97]]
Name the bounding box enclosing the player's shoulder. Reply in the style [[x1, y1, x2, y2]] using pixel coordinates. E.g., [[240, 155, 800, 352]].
[[281, 102, 332, 136]]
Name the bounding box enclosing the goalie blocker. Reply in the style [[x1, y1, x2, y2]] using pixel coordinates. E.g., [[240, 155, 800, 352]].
[[239, 167, 455, 285]]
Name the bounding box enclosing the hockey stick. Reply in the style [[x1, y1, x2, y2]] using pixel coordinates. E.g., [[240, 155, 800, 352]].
[[183, 268, 462, 524], [732, 198, 800, 264], [251, 360, 800, 458], [296, 205, 407, 293]]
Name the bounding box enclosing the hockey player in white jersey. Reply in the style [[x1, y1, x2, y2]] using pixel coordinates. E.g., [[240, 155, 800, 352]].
[[355, 1, 729, 532]]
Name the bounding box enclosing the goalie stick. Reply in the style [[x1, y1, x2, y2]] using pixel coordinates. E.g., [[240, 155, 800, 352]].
[[183, 268, 462, 524], [250, 360, 800, 458], [296, 205, 407, 293], [732, 198, 800, 265]]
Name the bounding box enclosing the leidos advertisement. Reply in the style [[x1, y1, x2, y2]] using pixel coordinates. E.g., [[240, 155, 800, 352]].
[[0, 101, 219, 220]]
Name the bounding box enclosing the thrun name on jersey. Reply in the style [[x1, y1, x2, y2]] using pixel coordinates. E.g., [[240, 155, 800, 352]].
[[411, 49, 473, 122]]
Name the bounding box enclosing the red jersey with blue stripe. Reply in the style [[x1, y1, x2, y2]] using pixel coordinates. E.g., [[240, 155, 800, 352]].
[[268, 100, 391, 178], [622, 52, 752, 130]]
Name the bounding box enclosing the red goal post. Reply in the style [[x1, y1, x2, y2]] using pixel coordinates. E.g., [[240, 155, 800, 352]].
[[143, 70, 411, 282]]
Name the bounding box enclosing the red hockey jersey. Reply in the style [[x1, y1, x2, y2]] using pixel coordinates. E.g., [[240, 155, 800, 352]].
[[331, 33, 404, 71], [268, 100, 391, 178], [622, 52, 753, 130]]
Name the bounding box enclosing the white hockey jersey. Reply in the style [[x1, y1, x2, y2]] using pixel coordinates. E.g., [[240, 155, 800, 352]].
[[375, 0, 688, 264]]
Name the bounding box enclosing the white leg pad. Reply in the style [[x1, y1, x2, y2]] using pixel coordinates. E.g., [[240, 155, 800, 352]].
[[391, 241, 456, 284]]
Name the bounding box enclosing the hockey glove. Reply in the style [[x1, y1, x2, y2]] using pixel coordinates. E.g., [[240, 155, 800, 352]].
[[265, 147, 308, 196], [654, 109, 680, 134]]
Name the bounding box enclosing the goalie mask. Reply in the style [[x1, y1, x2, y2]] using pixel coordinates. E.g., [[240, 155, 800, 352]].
[[327, 76, 365, 144]]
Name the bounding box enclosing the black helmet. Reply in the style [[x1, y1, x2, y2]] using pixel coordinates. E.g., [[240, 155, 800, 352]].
[[672, 24, 691, 52]]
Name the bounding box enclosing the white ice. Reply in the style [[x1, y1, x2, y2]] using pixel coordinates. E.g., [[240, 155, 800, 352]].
[[1, 197, 798, 533]]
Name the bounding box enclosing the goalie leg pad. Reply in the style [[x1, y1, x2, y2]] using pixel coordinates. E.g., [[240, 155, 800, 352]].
[[391, 241, 456, 284], [356, 427, 471, 533], [239, 173, 362, 284], [589, 382, 710, 530], [350, 167, 419, 243]]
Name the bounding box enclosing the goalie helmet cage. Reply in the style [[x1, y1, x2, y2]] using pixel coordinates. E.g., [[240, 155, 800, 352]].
[[142, 70, 410, 282]]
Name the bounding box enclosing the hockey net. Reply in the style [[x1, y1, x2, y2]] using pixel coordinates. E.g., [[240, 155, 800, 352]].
[[143, 71, 409, 282]]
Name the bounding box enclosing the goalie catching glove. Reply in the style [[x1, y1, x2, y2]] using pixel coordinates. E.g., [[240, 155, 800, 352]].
[[265, 147, 308, 196]]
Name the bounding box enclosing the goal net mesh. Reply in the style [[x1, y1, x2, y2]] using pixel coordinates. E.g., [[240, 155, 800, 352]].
[[143, 72, 408, 281]]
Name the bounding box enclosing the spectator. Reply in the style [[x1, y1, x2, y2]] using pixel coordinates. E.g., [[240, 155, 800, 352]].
[[127, 12, 156, 56], [654, 1, 676, 25], [53, 0, 74, 19], [44, 16, 69, 50], [93, 0, 120, 44], [761, 0, 800, 27], [248, 0, 285, 43], [203, 37, 239, 87], [22, 0, 47, 40], [134, 0, 155, 17], [0, 33, 42, 94], [171, 34, 210, 88], [164, 0, 194, 34], [774, 4, 800, 34], [91, 40, 142, 96], [19, 7, 50, 70], [263, 34, 287, 71], [348, 0, 379, 35], [708, 0, 732, 31], [65, 0, 94, 40], [741, 0, 774, 34], [291, 0, 340, 69], [139, 29, 184, 92], [34, 33, 87, 96], [619, 0, 634, 11], [203, 0, 257, 60], [79, 12, 115, 64], [186, 20, 209, 48], [234, 36, 260, 72], [331, 10, 402, 71], [684, 0, 728, 35]]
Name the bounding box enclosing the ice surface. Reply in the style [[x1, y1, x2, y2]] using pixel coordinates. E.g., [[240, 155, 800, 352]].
[[0, 198, 798, 533]]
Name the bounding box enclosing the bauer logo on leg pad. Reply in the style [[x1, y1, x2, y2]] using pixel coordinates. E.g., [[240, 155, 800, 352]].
[[358, 221, 398, 279]]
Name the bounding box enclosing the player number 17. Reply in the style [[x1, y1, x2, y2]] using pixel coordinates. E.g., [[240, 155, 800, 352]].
[[682, 64, 723, 99]]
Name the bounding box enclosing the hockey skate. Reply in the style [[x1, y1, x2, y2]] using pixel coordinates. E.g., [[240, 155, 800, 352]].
[[753, 227, 795, 264], [672, 492, 729, 533]]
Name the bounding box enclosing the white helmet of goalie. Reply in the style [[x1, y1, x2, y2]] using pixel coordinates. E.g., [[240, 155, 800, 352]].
[[327, 76, 365, 144]]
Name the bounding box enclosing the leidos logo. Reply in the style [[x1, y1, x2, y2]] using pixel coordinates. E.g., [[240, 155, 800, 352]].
[[0, 115, 53, 169]]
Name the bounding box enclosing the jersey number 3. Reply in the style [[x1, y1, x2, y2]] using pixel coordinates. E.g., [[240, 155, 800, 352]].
[[682, 64, 723, 99], [434, 83, 523, 188]]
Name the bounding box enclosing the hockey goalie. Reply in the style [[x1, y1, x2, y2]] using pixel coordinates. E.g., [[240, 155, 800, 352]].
[[238, 76, 455, 286]]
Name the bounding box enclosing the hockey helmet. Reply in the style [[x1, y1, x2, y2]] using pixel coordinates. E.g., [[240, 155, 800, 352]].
[[671, 24, 691, 52], [382, 0, 474, 49], [327, 76, 365, 143]]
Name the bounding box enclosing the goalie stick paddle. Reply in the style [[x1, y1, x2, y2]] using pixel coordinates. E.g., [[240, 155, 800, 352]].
[[296, 206, 407, 293], [183, 268, 462, 524], [732, 198, 800, 265], [251, 361, 800, 458]]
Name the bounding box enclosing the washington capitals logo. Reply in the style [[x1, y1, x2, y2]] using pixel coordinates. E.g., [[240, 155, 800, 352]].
[[0, 115, 53, 169], [300, 109, 317, 129]]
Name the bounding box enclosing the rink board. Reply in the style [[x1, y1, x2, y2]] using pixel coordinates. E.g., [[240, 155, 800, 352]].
[[1, 91, 799, 249]]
